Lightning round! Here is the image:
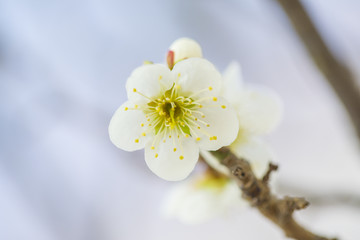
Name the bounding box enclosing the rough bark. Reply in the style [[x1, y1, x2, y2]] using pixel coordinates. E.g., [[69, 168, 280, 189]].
[[214, 148, 337, 240]]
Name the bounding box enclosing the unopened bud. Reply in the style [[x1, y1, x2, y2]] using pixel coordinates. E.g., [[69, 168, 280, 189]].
[[167, 38, 202, 69]]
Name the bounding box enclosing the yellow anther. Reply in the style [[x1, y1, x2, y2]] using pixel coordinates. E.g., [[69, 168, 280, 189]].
[[179, 155, 184, 160], [206, 124, 210, 127], [134, 104, 138, 109], [221, 105, 226, 109], [213, 97, 218, 101], [173, 148, 177, 152], [213, 136, 217, 140], [148, 123, 152, 126], [185, 134, 190, 138], [142, 132, 146, 136], [163, 140, 166, 143], [176, 85, 181, 89], [194, 118, 198, 121], [178, 73, 181, 77], [169, 135, 172, 138], [196, 137, 201, 141], [155, 153, 158, 158], [208, 86, 213, 91], [147, 119, 150, 121], [197, 126, 200, 129], [202, 115, 205, 118], [199, 105, 203, 108], [151, 146, 155, 150], [133, 88, 137, 92], [141, 123, 144, 127], [124, 107, 129, 111], [135, 139, 139, 143], [159, 75, 163, 80]]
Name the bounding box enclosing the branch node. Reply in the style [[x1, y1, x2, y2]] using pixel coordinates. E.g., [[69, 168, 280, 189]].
[[262, 162, 279, 184]]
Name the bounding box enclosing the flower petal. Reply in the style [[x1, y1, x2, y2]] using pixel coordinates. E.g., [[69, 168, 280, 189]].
[[194, 97, 239, 151], [109, 101, 149, 151], [162, 178, 244, 224], [145, 136, 199, 181], [230, 134, 273, 178], [126, 64, 173, 104], [221, 61, 244, 105], [172, 58, 222, 97], [234, 85, 283, 135], [200, 150, 230, 176]]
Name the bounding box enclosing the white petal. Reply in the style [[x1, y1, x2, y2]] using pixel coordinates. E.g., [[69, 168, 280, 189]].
[[234, 85, 283, 135], [109, 101, 149, 151], [126, 64, 173, 104], [169, 38, 203, 63], [221, 61, 244, 104], [172, 58, 222, 97], [200, 150, 230, 176], [194, 97, 239, 151], [230, 134, 273, 178], [145, 136, 199, 181]]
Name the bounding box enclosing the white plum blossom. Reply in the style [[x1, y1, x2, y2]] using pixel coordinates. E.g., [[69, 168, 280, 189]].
[[221, 61, 283, 164], [109, 58, 239, 181], [162, 173, 243, 224]]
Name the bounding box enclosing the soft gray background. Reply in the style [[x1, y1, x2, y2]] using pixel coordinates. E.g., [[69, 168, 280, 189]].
[[0, 0, 360, 239]]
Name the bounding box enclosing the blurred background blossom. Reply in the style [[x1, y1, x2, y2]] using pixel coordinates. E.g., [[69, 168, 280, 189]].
[[0, 0, 360, 239]]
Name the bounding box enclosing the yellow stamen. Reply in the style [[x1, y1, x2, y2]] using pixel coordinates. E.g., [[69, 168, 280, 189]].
[[213, 97, 217, 101], [155, 153, 158, 158], [135, 139, 139, 143], [124, 107, 128, 111], [208, 86, 213, 91], [221, 105, 226, 109], [179, 155, 184, 160], [173, 148, 177, 152], [196, 137, 201, 141]]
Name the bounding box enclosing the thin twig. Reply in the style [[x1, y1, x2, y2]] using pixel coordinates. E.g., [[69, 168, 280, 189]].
[[278, 182, 360, 208], [214, 147, 337, 240], [275, 0, 360, 139]]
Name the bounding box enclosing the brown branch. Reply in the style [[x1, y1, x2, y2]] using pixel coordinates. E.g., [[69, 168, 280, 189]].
[[275, 0, 360, 139], [215, 147, 337, 240]]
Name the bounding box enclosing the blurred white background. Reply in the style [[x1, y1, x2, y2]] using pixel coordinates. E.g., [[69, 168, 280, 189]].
[[0, 0, 360, 239]]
